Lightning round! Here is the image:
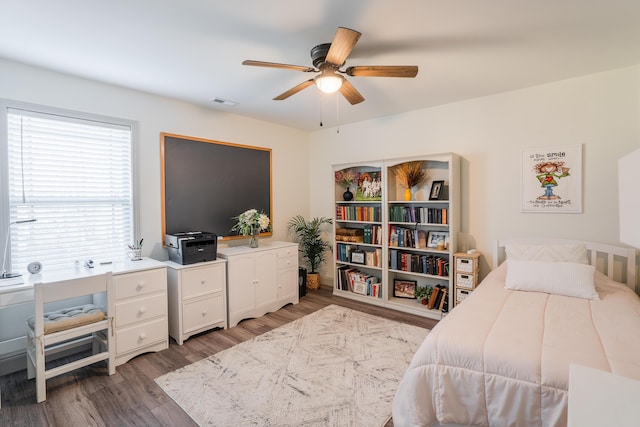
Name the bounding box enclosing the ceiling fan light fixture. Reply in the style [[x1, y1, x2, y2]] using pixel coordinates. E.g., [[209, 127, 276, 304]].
[[314, 72, 344, 94]]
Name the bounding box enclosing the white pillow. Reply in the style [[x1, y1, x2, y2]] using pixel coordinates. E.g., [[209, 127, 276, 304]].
[[505, 259, 599, 299], [505, 243, 589, 264]]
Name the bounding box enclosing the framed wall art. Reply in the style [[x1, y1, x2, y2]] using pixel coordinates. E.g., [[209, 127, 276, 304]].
[[521, 144, 583, 213]]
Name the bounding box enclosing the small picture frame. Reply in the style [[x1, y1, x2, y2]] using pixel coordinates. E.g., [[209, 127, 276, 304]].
[[393, 279, 417, 298], [353, 281, 368, 295], [351, 250, 365, 264], [429, 180, 444, 200], [426, 230, 449, 249]]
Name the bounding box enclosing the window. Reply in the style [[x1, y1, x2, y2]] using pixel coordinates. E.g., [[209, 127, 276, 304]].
[[1, 101, 135, 272]]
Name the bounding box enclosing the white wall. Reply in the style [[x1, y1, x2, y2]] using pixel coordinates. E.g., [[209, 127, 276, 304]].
[[309, 65, 640, 279], [0, 59, 311, 355], [1, 58, 638, 279], [0, 58, 311, 260]]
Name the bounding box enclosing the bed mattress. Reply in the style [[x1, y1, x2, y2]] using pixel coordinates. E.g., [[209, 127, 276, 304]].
[[392, 263, 640, 427]]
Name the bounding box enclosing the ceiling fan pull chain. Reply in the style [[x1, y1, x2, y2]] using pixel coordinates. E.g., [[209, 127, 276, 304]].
[[336, 93, 340, 134]]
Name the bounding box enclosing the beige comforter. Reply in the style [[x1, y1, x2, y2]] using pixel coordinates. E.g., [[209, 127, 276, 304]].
[[392, 263, 640, 427]]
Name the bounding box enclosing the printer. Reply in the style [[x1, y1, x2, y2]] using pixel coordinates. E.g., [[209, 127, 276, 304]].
[[165, 231, 217, 265]]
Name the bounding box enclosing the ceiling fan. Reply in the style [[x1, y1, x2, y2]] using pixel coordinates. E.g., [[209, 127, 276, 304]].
[[242, 27, 418, 105]]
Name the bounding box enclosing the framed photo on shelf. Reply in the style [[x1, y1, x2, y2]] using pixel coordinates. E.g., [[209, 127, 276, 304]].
[[350, 250, 365, 264], [353, 281, 368, 295], [393, 279, 417, 299], [355, 171, 382, 201], [429, 180, 444, 200], [426, 230, 449, 249]]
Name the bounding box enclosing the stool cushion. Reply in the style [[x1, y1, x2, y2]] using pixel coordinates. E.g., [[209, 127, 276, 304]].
[[27, 304, 106, 335]]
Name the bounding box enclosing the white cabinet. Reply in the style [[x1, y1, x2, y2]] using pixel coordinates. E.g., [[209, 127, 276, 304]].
[[277, 246, 298, 302], [111, 259, 168, 366], [165, 259, 227, 345], [218, 241, 298, 328]]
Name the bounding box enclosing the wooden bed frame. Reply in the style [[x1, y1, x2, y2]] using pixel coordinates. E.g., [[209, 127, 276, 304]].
[[493, 238, 637, 292]]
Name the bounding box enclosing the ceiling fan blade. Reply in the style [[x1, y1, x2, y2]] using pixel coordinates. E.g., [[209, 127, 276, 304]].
[[242, 60, 315, 73], [339, 79, 365, 105], [273, 79, 315, 100], [325, 27, 362, 66], [345, 65, 419, 78]]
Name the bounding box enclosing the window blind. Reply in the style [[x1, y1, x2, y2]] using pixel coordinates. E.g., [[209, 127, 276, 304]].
[[6, 107, 134, 271]]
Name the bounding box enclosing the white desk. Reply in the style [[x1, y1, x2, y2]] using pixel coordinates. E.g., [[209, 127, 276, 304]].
[[0, 258, 168, 373], [0, 258, 165, 309]]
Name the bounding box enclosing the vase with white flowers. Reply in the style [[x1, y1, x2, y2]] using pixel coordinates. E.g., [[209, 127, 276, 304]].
[[231, 208, 270, 248]]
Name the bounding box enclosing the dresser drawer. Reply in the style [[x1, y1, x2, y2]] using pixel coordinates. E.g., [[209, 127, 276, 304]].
[[182, 263, 225, 299], [277, 255, 296, 270], [455, 257, 477, 273], [116, 317, 167, 354], [115, 293, 167, 328], [277, 246, 296, 258], [182, 293, 225, 334], [456, 273, 477, 290], [114, 268, 166, 300]]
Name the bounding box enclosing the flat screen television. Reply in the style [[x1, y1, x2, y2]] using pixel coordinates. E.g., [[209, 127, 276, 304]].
[[161, 133, 272, 241]]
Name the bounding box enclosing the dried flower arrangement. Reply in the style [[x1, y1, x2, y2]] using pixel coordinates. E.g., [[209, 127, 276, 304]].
[[392, 161, 428, 189], [334, 169, 358, 188]]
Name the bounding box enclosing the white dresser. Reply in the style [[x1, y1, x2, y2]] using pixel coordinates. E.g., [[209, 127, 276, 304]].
[[165, 259, 227, 345], [110, 258, 169, 366], [217, 241, 298, 328]]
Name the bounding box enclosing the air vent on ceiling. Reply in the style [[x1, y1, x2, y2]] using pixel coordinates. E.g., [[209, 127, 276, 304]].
[[210, 97, 238, 107]]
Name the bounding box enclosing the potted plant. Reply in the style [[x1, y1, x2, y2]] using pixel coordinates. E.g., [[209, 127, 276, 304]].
[[414, 286, 432, 305], [287, 215, 333, 290]]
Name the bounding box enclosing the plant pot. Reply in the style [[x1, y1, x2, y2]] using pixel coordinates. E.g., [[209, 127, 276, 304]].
[[306, 272, 320, 290]]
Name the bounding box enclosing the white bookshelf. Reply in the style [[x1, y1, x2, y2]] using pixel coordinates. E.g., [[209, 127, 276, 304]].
[[332, 154, 460, 320]]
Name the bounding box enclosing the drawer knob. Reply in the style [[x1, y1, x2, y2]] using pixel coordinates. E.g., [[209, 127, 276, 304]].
[[201, 280, 206, 285], [139, 332, 147, 341], [139, 306, 146, 315], [137, 282, 145, 290], [201, 310, 207, 317]]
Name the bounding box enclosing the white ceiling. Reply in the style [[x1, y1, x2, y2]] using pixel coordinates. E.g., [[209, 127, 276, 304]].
[[1, 1, 640, 131]]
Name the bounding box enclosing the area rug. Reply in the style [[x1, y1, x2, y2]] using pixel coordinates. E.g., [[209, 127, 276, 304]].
[[155, 304, 429, 427]]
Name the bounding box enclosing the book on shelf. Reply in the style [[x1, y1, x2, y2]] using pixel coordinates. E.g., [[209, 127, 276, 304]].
[[415, 229, 427, 249], [336, 227, 364, 236], [336, 205, 382, 222], [337, 267, 381, 296], [433, 286, 444, 309], [439, 288, 449, 311], [336, 234, 364, 243], [426, 284, 448, 311], [390, 249, 398, 270], [362, 224, 382, 245], [427, 287, 440, 309], [389, 225, 399, 247], [389, 206, 448, 225]]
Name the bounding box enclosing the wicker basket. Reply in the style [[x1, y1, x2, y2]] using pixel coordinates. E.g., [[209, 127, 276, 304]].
[[306, 273, 320, 290]]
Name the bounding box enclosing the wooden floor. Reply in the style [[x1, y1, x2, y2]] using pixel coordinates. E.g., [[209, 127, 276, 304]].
[[0, 286, 438, 426]]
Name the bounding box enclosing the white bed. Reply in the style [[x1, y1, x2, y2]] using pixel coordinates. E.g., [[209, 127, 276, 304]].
[[392, 239, 640, 427]]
